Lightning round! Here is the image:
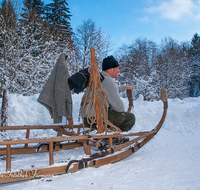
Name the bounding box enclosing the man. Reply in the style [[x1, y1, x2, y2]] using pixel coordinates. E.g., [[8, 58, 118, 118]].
[[101, 55, 135, 132]]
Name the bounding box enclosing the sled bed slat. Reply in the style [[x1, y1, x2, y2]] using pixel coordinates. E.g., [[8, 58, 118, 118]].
[[0, 124, 83, 131]]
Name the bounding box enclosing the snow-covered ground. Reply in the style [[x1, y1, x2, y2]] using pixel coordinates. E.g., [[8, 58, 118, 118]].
[[0, 92, 200, 190]]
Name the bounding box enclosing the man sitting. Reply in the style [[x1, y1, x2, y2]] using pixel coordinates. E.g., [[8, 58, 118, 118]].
[[83, 55, 135, 132], [101, 55, 135, 132]]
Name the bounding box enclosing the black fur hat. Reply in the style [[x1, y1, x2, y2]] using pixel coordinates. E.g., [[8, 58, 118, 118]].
[[102, 55, 119, 71]]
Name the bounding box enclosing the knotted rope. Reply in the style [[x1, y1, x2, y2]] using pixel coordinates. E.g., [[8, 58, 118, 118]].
[[80, 61, 108, 134], [80, 60, 122, 135]]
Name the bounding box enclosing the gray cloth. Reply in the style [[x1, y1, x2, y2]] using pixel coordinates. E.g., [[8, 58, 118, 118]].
[[101, 71, 125, 112], [37, 53, 72, 123]]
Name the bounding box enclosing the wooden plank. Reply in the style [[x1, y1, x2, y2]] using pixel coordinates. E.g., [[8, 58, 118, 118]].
[[82, 140, 91, 155], [68, 116, 73, 126], [0, 165, 68, 184], [6, 145, 11, 171], [0, 131, 155, 146], [0, 124, 83, 131], [109, 137, 113, 149], [49, 142, 54, 165], [90, 47, 104, 134], [25, 129, 30, 148], [0, 142, 83, 156], [0, 147, 133, 184]]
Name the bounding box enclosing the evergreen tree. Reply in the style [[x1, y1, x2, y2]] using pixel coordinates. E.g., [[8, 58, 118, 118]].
[[189, 33, 200, 97], [21, 0, 44, 23], [44, 0, 72, 39], [0, 0, 17, 96], [190, 33, 200, 56], [13, 0, 76, 95], [20, 0, 46, 46]]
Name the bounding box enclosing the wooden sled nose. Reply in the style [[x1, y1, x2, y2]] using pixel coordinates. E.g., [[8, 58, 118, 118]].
[[157, 88, 168, 109]]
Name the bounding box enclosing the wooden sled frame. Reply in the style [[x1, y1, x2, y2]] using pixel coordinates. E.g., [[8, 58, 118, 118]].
[[0, 48, 168, 184]]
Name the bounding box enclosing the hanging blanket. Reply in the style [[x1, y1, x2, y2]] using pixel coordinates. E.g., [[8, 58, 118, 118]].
[[37, 53, 72, 123]]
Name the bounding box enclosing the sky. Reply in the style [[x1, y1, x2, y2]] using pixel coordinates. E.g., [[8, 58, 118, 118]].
[[1, 0, 199, 50], [42, 0, 200, 50]]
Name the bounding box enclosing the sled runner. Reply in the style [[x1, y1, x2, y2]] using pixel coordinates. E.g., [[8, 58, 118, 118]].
[[0, 48, 168, 184]]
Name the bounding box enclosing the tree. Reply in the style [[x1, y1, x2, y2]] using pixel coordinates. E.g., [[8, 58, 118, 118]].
[[190, 33, 200, 56], [189, 33, 200, 97], [116, 37, 191, 100], [116, 38, 158, 100], [44, 0, 73, 39], [0, 0, 17, 125], [74, 18, 112, 69], [0, 0, 17, 96], [156, 37, 190, 99]]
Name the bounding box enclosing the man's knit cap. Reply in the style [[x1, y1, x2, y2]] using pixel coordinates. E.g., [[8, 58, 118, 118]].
[[102, 55, 119, 71]]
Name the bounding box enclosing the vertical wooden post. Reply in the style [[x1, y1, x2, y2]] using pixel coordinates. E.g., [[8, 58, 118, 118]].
[[82, 140, 91, 155], [1, 89, 8, 128], [109, 137, 113, 149], [6, 145, 11, 171], [49, 142, 54, 165], [25, 129, 30, 148], [68, 116, 73, 126], [90, 47, 104, 134]]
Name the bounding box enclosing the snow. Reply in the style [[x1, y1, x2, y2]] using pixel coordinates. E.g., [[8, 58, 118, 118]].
[[1, 92, 200, 189]]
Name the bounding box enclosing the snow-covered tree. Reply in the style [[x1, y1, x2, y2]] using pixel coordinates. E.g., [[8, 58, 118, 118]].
[[74, 18, 112, 69], [189, 33, 200, 97], [0, 0, 76, 96], [116, 37, 191, 100], [116, 38, 158, 100], [0, 0, 17, 96], [155, 37, 190, 99], [44, 0, 73, 39]]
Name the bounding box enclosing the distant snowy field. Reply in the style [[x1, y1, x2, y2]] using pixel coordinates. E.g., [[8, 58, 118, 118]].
[[0, 93, 200, 190]]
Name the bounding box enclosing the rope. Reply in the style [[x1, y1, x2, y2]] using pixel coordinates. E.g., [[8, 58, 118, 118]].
[[80, 61, 109, 135]]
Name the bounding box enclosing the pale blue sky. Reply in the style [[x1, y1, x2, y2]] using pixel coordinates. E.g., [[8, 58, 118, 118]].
[[7, 0, 200, 50], [51, 0, 200, 50]]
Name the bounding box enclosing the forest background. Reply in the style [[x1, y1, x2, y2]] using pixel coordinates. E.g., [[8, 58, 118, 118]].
[[0, 0, 200, 103]]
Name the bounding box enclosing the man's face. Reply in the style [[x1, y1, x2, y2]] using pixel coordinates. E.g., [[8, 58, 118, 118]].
[[111, 66, 120, 78]]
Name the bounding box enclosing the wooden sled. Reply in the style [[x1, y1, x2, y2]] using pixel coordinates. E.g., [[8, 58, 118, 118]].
[[0, 48, 168, 184]]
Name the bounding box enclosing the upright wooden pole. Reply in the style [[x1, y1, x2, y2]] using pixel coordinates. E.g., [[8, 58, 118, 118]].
[[49, 141, 54, 165], [6, 145, 11, 171], [90, 47, 104, 133], [25, 129, 30, 148], [1, 89, 8, 128]]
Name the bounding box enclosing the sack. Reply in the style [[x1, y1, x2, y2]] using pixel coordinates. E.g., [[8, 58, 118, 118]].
[[68, 67, 104, 94]]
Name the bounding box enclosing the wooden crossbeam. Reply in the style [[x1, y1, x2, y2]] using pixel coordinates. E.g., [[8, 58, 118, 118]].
[[0, 124, 83, 131], [0, 131, 155, 146]]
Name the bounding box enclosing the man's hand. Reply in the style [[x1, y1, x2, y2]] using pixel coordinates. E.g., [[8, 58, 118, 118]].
[[125, 86, 134, 91]]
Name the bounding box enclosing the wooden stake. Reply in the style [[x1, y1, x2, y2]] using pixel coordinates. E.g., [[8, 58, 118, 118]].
[[6, 145, 11, 171], [90, 47, 104, 133], [82, 140, 91, 155], [49, 142, 54, 165], [1, 89, 8, 128], [109, 137, 113, 148], [25, 129, 30, 148]]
